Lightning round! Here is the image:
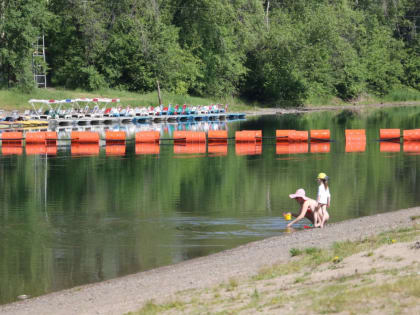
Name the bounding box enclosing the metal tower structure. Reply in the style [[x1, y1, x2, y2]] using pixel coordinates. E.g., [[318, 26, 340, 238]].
[[32, 34, 47, 88]]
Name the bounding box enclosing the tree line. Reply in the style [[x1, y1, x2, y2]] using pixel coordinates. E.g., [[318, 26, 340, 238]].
[[0, 0, 419, 105]]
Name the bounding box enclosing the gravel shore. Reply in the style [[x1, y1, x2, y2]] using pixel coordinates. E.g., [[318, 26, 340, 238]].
[[1, 207, 419, 315]]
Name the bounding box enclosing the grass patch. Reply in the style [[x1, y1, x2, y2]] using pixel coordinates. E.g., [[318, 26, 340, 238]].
[[129, 299, 186, 315], [289, 248, 303, 257], [312, 275, 420, 314], [410, 215, 420, 221], [0, 87, 252, 111], [382, 87, 420, 102]]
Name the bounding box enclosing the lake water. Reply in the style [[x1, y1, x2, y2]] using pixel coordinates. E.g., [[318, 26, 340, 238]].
[[1, 106, 420, 303]]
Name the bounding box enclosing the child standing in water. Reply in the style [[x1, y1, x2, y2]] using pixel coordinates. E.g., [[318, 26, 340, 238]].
[[315, 172, 330, 228]]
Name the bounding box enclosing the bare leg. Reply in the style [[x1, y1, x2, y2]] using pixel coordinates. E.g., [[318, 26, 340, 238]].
[[320, 206, 329, 228]]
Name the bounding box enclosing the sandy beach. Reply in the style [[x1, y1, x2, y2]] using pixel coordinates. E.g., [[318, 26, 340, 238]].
[[0, 207, 419, 315]]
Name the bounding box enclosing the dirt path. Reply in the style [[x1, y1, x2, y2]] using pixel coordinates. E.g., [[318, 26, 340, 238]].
[[0, 207, 419, 315]]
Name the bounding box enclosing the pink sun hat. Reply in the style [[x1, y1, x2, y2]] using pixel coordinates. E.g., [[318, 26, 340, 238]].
[[289, 188, 308, 200]]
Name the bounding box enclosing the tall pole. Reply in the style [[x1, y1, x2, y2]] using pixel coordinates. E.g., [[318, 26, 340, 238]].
[[157, 80, 162, 105], [265, 1, 270, 30]]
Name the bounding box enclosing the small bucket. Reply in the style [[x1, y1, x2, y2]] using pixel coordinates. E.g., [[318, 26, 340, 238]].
[[283, 213, 292, 221]]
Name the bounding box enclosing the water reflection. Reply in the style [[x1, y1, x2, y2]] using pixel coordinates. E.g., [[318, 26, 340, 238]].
[[1, 108, 420, 304]]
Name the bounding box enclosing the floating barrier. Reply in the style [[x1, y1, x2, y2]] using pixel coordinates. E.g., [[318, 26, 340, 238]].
[[235, 130, 262, 142], [174, 143, 206, 154], [380, 129, 400, 141], [403, 141, 420, 153], [2, 132, 23, 145], [71, 143, 100, 155], [345, 129, 366, 152], [71, 131, 99, 144], [310, 130, 330, 142], [276, 143, 308, 154], [403, 129, 420, 141], [345, 141, 366, 152], [105, 131, 126, 144], [135, 131, 160, 143], [105, 144, 125, 156], [135, 143, 160, 155], [208, 143, 228, 155], [25, 131, 58, 145], [173, 131, 206, 143], [276, 130, 308, 142], [208, 130, 228, 143], [310, 142, 330, 153], [236, 142, 262, 155], [380, 142, 400, 153]]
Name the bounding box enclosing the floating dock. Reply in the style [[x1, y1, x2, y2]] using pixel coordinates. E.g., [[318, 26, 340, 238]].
[[49, 113, 246, 126]]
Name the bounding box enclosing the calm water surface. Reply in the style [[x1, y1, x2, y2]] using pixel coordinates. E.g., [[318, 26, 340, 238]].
[[1, 107, 420, 303]]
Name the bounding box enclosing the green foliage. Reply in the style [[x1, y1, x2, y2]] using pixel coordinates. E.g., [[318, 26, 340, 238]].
[[0, 0, 419, 104]]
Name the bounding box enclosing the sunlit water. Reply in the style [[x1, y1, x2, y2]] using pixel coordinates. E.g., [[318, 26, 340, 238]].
[[1, 107, 420, 303]]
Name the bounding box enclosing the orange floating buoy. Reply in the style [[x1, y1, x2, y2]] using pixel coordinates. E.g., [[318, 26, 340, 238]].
[[276, 130, 294, 142], [105, 144, 125, 156], [45, 131, 57, 145], [174, 143, 206, 154], [310, 130, 330, 141], [380, 142, 400, 153], [1, 144, 23, 155], [289, 130, 308, 142], [2, 131, 23, 145], [208, 143, 228, 155], [403, 129, 420, 141], [71, 131, 99, 144], [310, 142, 330, 153], [345, 129, 365, 136], [235, 130, 262, 142], [186, 131, 206, 143], [380, 129, 400, 140], [135, 143, 160, 155], [105, 131, 126, 144], [403, 141, 420, 153], [208, 130, 228, 143], [135, 131, 160, 143], [276, 143, 308, 154], [71, 143, 100, 155], [235, 142, 262, 155], [26, 132, 46, 144]]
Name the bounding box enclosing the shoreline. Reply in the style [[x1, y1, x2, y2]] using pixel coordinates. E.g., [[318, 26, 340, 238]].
[[1, 207, 419, 315]]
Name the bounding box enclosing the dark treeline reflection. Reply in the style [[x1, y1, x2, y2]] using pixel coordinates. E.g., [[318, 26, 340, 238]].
[[1, 107, 420, 303]]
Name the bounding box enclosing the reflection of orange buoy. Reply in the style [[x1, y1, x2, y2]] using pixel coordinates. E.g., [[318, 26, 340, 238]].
[[174, 143, 206, 154], [310, 130, 330, 141], [208, 130, 228, 143], [2, 132, 23, 145], [26, 144, 47, 155], [403, 129, 420, 141], [105, 144, 125, 156], [236, 130, 262, 142], [208, 143, 228, 155], [2, 143, 23, 155], [345, 141, 366, 152], [310, 142, 330, 153], [135, 131, 160, 143], [403, 141, 420, 153], [276, 142, 308, 154], [71, 131, 99, 144], [380, 142, 400, 152], [71, 143, 100, 155], [235, 142, 262, 155], [380, 129, 400, 140], [135, 143, 160, 155]]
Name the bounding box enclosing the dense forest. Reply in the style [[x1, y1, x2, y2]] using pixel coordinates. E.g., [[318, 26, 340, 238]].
[[0, 0, 419, 105]]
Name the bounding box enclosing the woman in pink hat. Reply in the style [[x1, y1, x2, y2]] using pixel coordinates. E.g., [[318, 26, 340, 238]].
[[286, 188, 328, 228]]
